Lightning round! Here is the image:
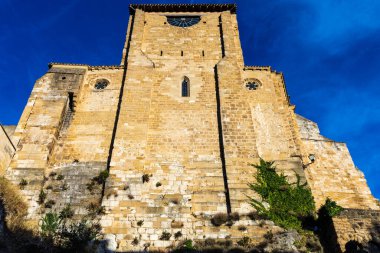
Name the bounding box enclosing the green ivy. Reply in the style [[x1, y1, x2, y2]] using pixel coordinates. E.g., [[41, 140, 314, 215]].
[[248, 158, 316, 230]]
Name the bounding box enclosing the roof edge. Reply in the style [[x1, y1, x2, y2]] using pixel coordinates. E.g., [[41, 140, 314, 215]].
[[129, 4, 237, 14], [48, 62, 124, 70]]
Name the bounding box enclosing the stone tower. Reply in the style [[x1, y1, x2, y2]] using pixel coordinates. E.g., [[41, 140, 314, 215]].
[[3, 4, 379, 251]]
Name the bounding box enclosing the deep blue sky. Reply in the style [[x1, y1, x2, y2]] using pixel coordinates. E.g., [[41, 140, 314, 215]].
[[0, 0, 379, 199]]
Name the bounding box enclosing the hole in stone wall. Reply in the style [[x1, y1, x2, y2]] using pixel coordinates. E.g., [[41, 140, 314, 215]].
[[61, 76, 66, 80]]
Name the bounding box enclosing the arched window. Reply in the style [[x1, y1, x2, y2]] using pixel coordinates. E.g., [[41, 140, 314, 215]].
[[182, 77, 190, 97], [167, 16, 201, 28]]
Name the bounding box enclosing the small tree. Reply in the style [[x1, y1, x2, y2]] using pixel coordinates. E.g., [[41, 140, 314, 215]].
[[248, 158, 315, 230]]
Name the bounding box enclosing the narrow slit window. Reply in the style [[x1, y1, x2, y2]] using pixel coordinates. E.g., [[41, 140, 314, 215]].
[[181, 51, 184, 56], [202, 50, 205, 57], [68, 92, 74, 111], [160, 50, 163, 56], [182, 77, 190, 97]]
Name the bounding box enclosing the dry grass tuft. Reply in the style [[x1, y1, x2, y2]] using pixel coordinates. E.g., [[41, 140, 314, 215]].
[[0, 177, 28, 232]]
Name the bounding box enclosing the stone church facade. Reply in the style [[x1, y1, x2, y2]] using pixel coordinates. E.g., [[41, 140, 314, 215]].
[[2, 4, 379, 251]]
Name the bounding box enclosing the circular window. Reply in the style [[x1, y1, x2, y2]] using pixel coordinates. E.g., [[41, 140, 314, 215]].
[[94, 79, 109, 90], [244, 79, 261, 90]]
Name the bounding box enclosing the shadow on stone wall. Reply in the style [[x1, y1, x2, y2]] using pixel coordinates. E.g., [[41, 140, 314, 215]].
[[318, 208, 380, 253], [316, 204, 341, 253], [342, 214, 380, 253], [344, 219, 380, 253]]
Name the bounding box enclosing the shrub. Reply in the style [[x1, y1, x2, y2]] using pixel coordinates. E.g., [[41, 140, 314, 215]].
[[38, 190, 47, 204], [44, 200, 56, 209], [86, 181, 96, 192], [238, 225, 247, 231], [132, 237, 139, 246], [86, 201, 105, 217], [123, 185, 130, 190], [294, 231, 322, 252], [230, 212, 240, 221], [237, 236, 251, 248], [248, 159, 315, 230], [174, 231, 183, 239], [142, 174, 151, 183], [211, 212, 228, 226], [128, 194, 134, 200], [59, 219, 101, 249], [19, 179, 28, 189], [46, 185, 53, 190], [183, 239, 195, 250], [41, 212, 61, 238], [56, 174, 64, 180], [59, 204, 74, 219], [156, 182, 162, 187], [174, 239, 195, 251], [137, 220, 144, 227], [7, 209, 101, 251], [247, 211, 263, 220], [91, 170, 110, 186], [319, 198, 343, 218], [96, 170, 109, 184], [160, 231, 171, 240], [264, 230, 273, 241], [205, 238, 216, 246]]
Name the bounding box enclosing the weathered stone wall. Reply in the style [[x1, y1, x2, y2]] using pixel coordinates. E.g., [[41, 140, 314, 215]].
[[3, 4, 379, 252], [332, 209, 380, 252], [5, 64, 124, 222], [0, 125, 15, 175], [5, 69, 72, 221], [42, 66, 124, 216], [102, 9, 229, 250], [222, 64, 305, 212], [2, 125, 16, 144], [297, 115, 379, 210], [99, 9, 309, 251]]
